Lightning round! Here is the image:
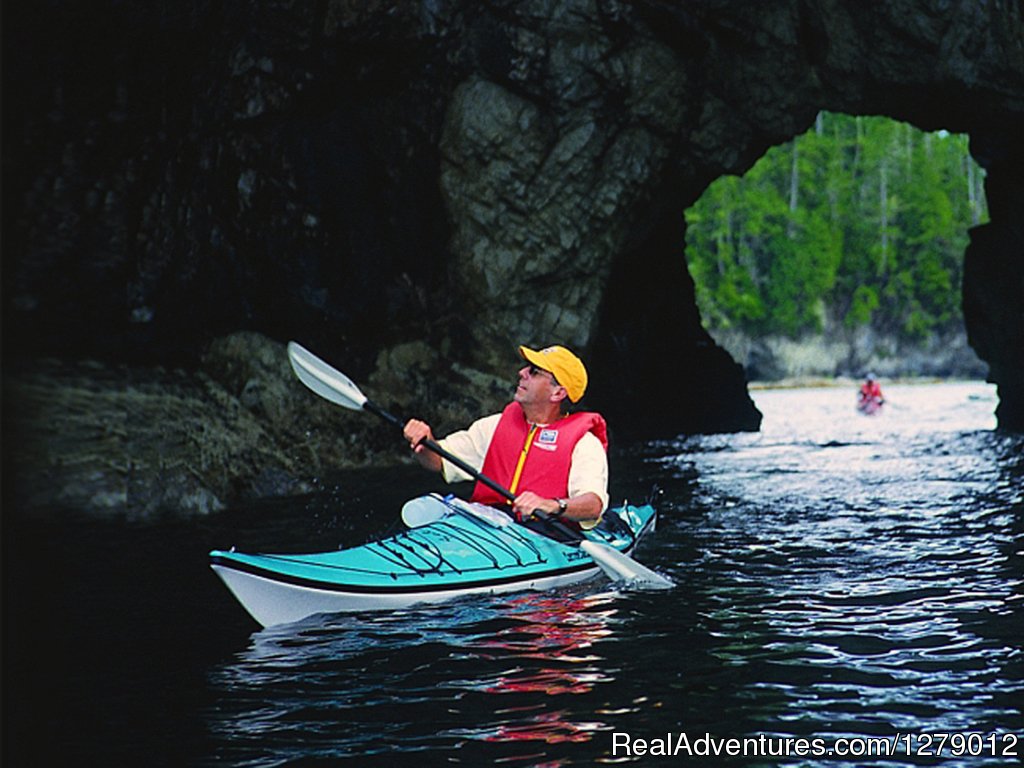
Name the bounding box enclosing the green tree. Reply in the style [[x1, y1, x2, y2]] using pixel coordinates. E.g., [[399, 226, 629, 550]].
[[685, 113, 987, 344]]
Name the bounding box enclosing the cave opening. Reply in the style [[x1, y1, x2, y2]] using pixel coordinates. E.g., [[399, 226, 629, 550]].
[[588, 112, 1002, 440], [682, 111, 989, 385]]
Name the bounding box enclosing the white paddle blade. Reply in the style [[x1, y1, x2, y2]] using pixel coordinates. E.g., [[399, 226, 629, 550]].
[[401, 495, 451, 528], [287, 342, 368, 410], [580, 541, 675, 590], [445, 498, 513, 528], [403, 495, 513, 529]]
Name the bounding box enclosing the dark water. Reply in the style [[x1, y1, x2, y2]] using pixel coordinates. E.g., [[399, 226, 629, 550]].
[[6, 382, 1022, 766]]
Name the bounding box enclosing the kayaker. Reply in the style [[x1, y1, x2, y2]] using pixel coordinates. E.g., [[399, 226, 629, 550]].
[[403, 344, 608, 531], [858, 372, 885, 412]]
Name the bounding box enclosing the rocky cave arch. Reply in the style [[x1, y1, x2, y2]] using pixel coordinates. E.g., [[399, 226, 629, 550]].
[[427, 1, 1024, 436], [3, 1, 1023, 515]]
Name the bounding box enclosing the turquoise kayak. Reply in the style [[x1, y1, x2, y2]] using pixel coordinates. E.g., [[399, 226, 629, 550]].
[[210, 495, 658, 627]]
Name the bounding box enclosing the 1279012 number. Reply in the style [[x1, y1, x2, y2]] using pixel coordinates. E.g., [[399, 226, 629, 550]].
[[902, 732, 1020, 758]]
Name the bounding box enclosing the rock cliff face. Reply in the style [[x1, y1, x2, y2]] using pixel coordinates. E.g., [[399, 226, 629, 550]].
[[4, 1, 1023, 515]]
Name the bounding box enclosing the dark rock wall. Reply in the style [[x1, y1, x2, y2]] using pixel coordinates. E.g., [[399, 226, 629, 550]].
[[964, 129, 1024, 429], [3, 1, 1022, 515], [4, 2, 456, 373]]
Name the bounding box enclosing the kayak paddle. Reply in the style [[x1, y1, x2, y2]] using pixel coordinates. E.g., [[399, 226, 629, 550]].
[[287, 341, 674, 589], [401, 494, 513, 529]]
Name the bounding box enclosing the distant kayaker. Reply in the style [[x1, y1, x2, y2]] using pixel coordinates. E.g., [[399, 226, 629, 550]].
[[858, 373, 885, 413], [403, 344, 608, 531]]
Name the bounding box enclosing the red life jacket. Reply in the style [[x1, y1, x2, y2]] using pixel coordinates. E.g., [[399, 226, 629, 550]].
[[860, 381, 883, 399], [471, 402, 608, 506]]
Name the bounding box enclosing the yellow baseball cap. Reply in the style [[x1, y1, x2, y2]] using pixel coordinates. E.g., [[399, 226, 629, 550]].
[[519, 344, 588, 402]]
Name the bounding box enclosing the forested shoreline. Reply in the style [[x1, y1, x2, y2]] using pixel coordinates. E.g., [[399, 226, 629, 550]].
[[686, 113, 988, 380]]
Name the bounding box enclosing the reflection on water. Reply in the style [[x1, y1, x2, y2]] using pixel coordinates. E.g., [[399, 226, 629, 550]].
[[199, 383, 1023, 767], [651, 383, 1023, 758], [207, 591, 627, 765]]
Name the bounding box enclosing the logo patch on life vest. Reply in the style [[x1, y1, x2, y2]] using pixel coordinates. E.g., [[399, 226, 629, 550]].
[[533, 428, 559, 451]]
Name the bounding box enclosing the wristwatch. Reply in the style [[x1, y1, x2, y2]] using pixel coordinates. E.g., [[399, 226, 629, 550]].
[[556, 498, 568, 516]]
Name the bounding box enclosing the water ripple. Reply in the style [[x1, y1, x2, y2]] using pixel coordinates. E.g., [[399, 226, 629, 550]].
[[203, 383, 1023, 766]]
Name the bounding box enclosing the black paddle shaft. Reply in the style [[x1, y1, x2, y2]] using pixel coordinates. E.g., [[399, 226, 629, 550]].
[[362, 397, 583, 541], [362, 398, 513, 502]]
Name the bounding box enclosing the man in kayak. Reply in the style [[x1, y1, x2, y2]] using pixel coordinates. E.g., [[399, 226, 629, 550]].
[[858, 372, 885, 412], [403, 345, 608, 530]]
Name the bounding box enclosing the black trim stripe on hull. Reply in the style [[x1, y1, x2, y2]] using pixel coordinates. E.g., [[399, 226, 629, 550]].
[[210, 556, 600, 595]]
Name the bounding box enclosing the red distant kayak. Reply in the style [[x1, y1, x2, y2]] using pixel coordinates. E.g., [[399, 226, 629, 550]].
[[857, 395, 884, 415]]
